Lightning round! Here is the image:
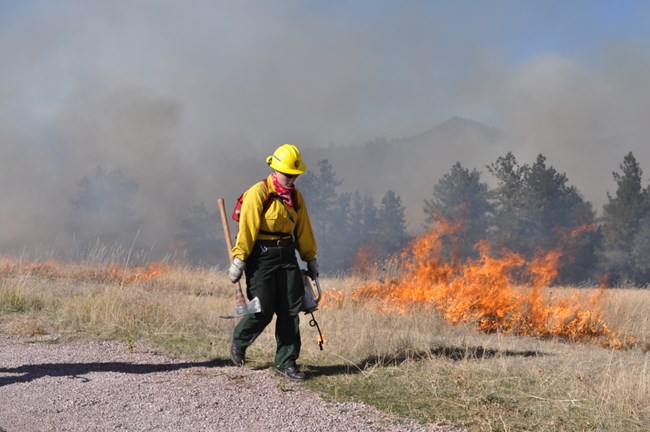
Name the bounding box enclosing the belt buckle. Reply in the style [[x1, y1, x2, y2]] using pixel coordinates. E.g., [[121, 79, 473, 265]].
[[276, 238, 290, 247]]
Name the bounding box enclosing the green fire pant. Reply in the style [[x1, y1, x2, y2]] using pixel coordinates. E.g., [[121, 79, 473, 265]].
[[232, 241, 305, 368]]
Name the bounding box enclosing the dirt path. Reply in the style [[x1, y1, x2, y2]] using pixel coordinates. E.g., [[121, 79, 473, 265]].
[[0, 334, 464, 432]]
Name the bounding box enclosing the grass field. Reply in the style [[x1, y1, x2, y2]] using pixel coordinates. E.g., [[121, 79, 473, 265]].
[[1, 257, 649, 432]]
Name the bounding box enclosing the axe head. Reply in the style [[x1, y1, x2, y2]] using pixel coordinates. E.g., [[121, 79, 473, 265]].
[[234, 296, 261, 317], [220, 296, 261, 319]]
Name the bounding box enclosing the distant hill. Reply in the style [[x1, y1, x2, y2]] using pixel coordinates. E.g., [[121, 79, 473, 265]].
[[302, 116, 505, 233]]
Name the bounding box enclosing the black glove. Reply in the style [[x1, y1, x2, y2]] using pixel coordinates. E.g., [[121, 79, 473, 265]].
[[307, 259, 319, 278]]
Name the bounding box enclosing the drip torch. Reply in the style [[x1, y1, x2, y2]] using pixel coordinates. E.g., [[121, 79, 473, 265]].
[[301, 270, 324, 350]]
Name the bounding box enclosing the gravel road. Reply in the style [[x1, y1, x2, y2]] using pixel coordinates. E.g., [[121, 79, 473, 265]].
[[0, 334, 464, 432]]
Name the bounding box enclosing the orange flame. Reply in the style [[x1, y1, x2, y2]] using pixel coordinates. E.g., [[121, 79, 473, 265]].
[[350, 221, 631, 348], [570, 223, 599, 238], [319, 288, 344, 309], [353, 244, 375, 273], [0, 257, 169, 284]]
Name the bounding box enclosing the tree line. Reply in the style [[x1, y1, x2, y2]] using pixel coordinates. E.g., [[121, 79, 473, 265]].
[[423, 151, 650, 287], [65, 151, 650, 287]]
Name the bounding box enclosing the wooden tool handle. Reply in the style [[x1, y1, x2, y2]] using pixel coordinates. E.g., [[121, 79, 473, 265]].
[[217, 198, 235, 263], [217, 198, 246, 306]]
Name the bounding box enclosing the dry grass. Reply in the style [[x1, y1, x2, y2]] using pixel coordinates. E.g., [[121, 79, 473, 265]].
[[1, 259, 649, 431], [0, 261, 234, 358], [305, 279, 650, 431]]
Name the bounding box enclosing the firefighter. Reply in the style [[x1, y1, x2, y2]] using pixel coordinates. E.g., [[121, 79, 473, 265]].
[[228, 144, 318, 381]]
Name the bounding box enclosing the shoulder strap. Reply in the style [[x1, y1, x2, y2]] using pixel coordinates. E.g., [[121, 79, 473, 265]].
[[232, 179, 273, 223], [261, 178, 276, 211]]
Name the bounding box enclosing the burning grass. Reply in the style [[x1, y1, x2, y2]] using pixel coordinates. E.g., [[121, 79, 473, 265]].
[[309, 277, 650, 431], [0, 256, 170, 284], [1, 252, 649, 431], [344, 221, 637, 350]]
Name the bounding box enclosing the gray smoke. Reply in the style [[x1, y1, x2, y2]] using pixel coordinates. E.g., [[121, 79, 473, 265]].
[[2, 1, 650, 253]]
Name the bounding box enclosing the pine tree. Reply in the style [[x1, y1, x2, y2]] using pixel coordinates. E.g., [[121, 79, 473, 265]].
[[359, 192, 379, 243], [347, 191, 380, 270], [376, 190, 409, 260], [423, 162, 492, 260], [487, 152, 531, 254], [600, 152, 650, 285], [327, 192, 357, 270], [297, 159, 344, 273], [488, 153, 597, 283], [524, 154, 595, 251]]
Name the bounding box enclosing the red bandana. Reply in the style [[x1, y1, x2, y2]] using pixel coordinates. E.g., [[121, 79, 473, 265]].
[[271, 172, 294, 207]]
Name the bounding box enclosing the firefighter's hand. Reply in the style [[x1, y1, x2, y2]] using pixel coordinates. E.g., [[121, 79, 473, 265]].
[[307, 259, 319, 278], [228, 258, 246, 283]]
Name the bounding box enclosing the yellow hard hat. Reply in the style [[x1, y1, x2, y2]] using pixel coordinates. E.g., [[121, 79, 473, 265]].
[[266, 144, 306, 175]]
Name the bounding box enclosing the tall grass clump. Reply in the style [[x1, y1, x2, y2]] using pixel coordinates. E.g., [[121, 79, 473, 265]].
[[0, 280, 46, 313]]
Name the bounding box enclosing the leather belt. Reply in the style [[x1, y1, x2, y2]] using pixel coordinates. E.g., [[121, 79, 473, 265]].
[[258, 238, 294, 248]]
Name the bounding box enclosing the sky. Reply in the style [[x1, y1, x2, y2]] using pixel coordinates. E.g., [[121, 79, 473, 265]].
[[2, 0, 650, 252]]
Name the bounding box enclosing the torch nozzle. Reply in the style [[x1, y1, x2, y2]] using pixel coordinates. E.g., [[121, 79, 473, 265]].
[[309, 313, 324, 351]]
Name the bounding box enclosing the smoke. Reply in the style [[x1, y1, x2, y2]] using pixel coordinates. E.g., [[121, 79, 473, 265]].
[[458, 48, 650, 209], [2, 1, 650, 253]]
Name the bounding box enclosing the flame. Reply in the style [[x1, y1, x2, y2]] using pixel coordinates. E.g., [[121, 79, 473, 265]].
[[0, 258, 62, 279], [570, 223, 599, 238], [353, 244, 375, 273], [319, 287, 344, 309], [0, 257, 169, 284], [126, 262, 170, 283], [349, 221, 633, 348]]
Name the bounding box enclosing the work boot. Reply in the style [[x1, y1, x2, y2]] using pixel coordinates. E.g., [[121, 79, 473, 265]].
[[230, 342, 245, 367], [275, 365, 306, 381]]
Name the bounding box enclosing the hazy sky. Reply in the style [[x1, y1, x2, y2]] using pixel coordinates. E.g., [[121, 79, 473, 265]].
[[2, 0, 650, 249]]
